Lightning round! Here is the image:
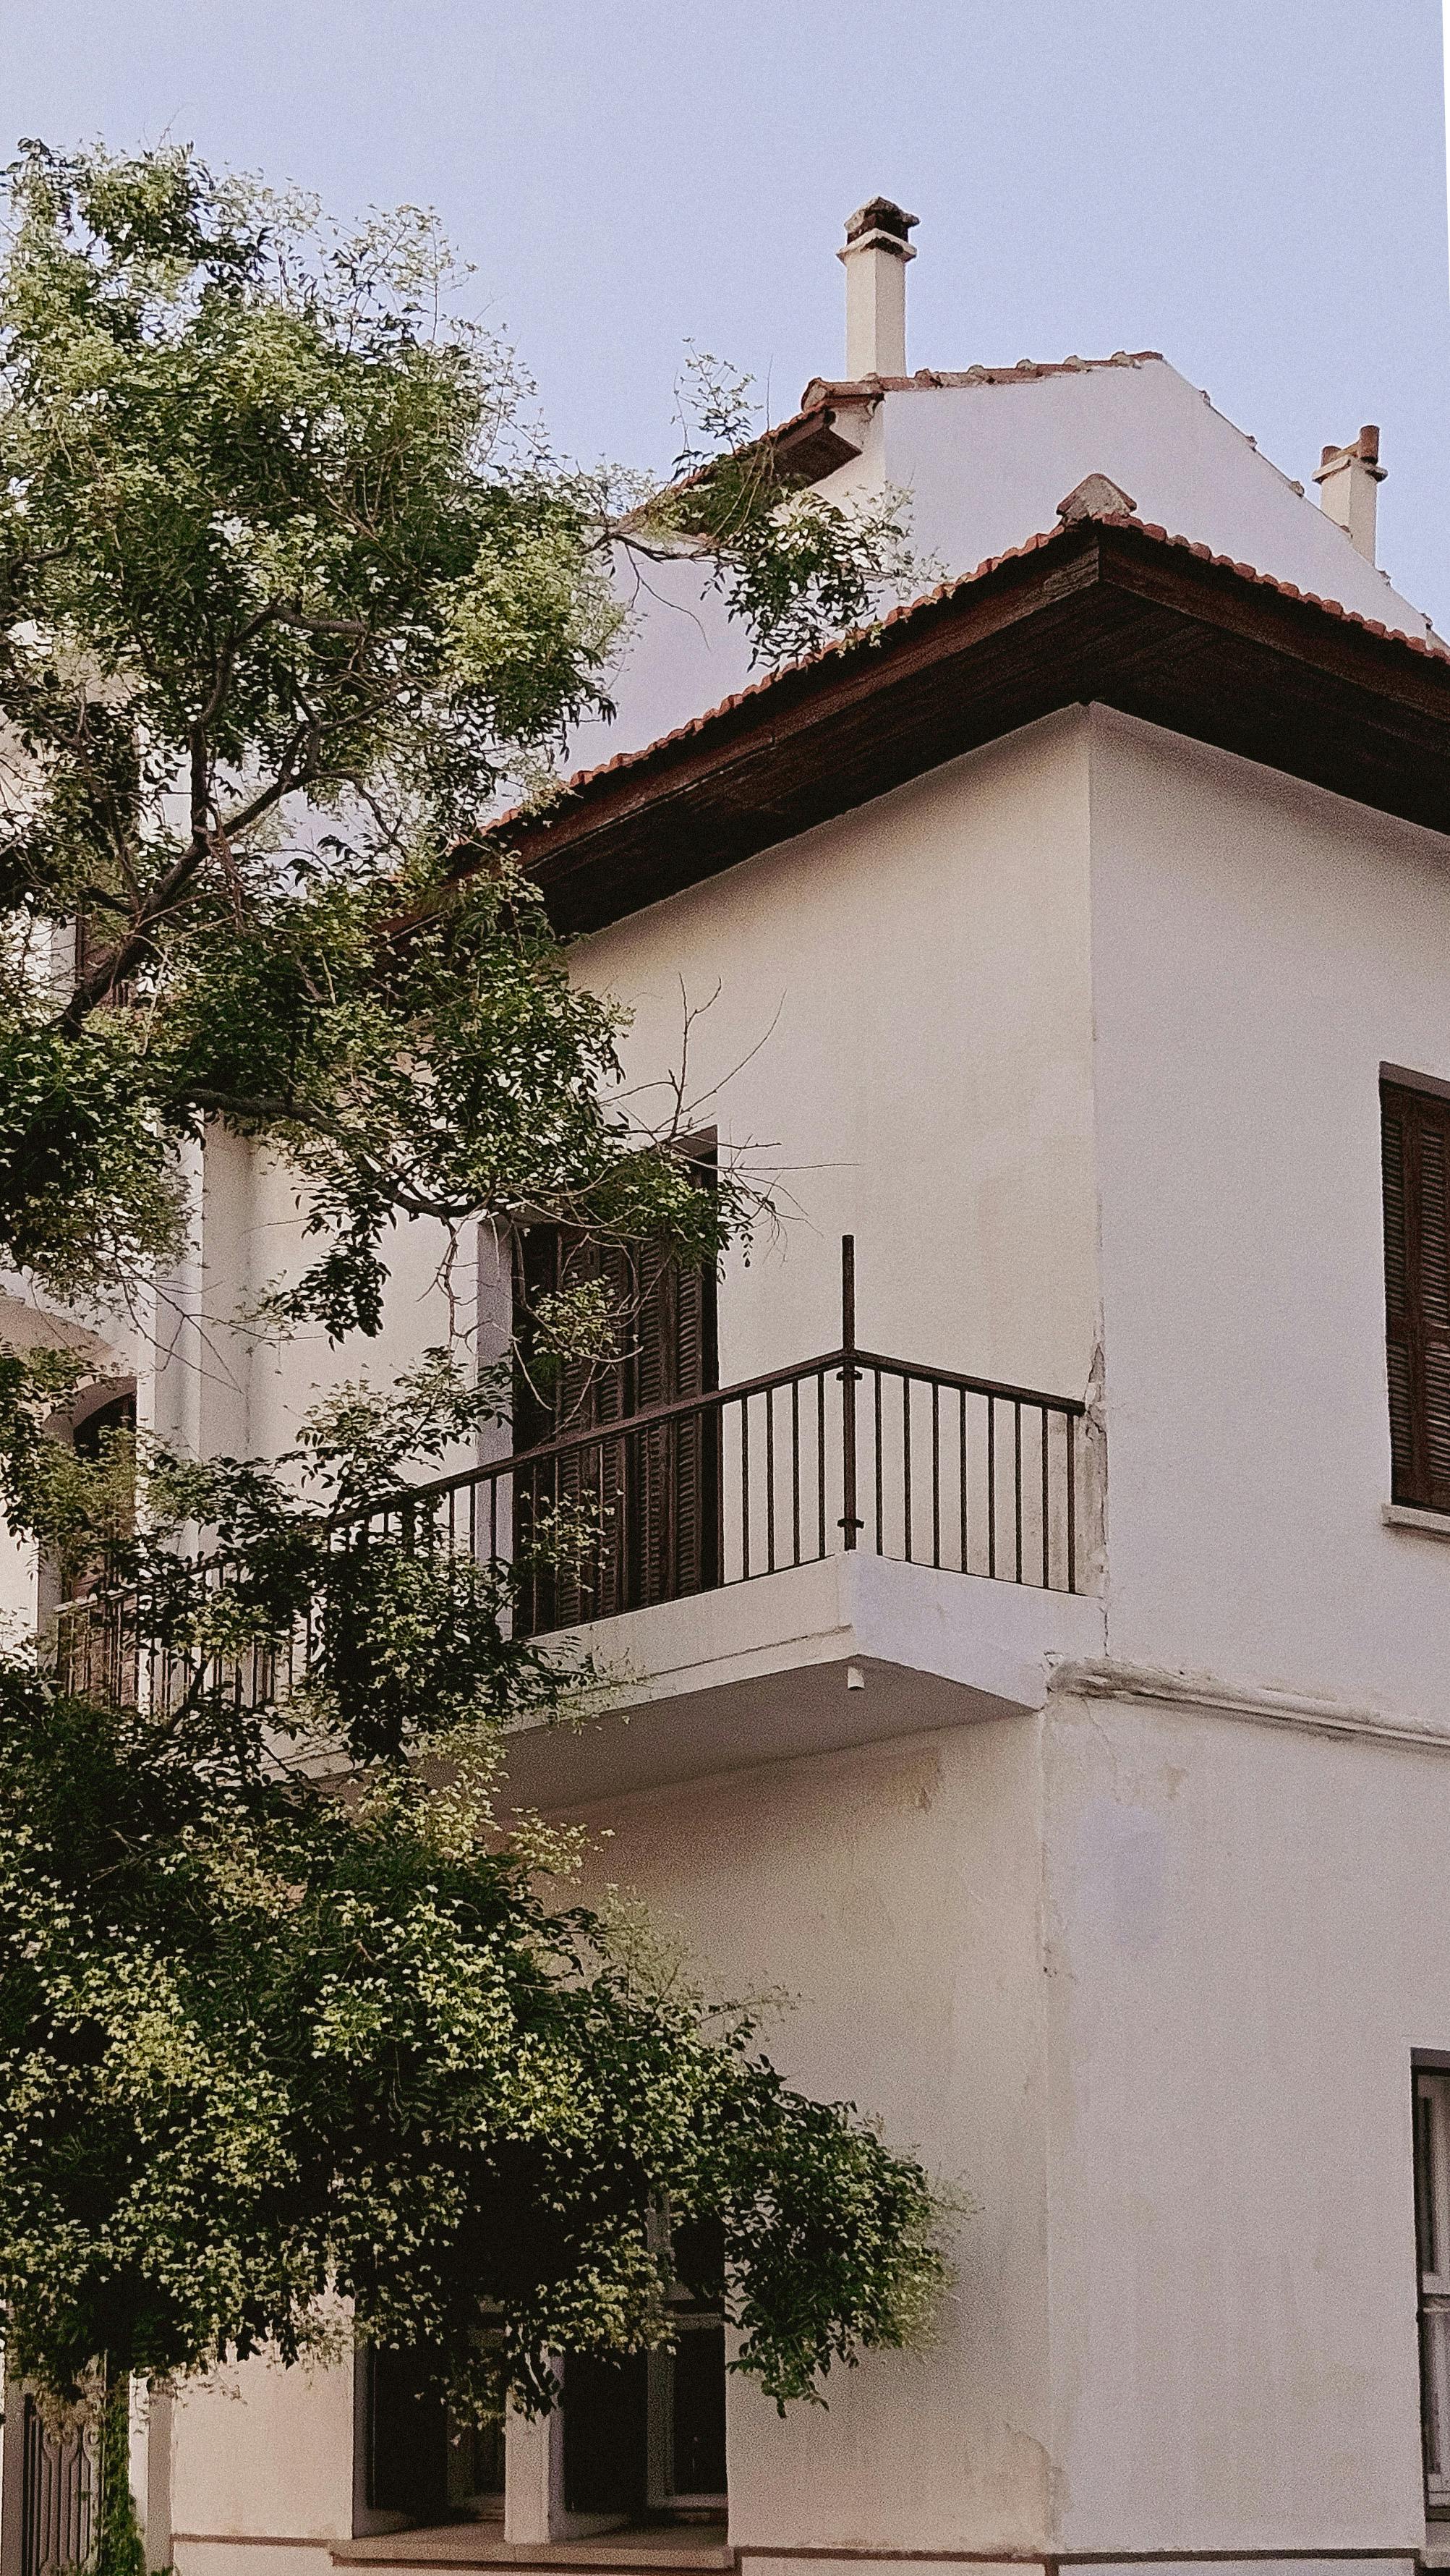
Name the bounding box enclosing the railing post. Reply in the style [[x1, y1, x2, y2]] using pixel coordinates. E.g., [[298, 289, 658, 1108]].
[[839, 1234, 860, 1549]]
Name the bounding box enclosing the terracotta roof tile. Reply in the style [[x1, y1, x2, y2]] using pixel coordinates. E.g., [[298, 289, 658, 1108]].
[[799, 351, 1164, 404]]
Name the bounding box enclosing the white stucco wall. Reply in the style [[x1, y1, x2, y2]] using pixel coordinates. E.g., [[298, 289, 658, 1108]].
[[577, 707, 1101, 1412], [877, 363, 1430, 642], [166, 1698, 1062, 2562], [154, 691, 1450, 2568], [1088, 707, 1450, 1729], [171, 2350, 356, 2564], [557, 1712, 1055, 2553], [1041, 1680, 1438, 2554], [192, 1133, 482, 1482]]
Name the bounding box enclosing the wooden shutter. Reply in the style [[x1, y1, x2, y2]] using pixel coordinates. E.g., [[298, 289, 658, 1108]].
[[512, 1227, 630, 1631], [512, 1147, 719, 1633], [1383, 1079, 1450, 1512]]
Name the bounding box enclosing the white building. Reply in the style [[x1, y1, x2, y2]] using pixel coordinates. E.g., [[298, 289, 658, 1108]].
[[9, 201, 1450, 2576]]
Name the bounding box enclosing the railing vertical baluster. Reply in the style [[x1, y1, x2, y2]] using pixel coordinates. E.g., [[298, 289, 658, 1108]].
[[1014, 1402, 1023, 1584], [987, 1398, 997, 1579], [615, 1429, 627, 1615], [765, 1384, 777, 1574], [643, 1417, 653, 1607], [1041, 1403, 1050, 1589], [839, 1235, 859, 1550], [931, 1380, 941, 1570], [874, 1368, 884, 1555], [588, 1437, 600, 1622], [816, 1372, 827, 1560], [958, 1387, 968, 1575], [902, 1372, 913, 1563], [715, 1392, 726, 1589], [1066, 1414, 1077, 1595], [790, 1377, 801, 1568], [741, 1398, 751, 1578]]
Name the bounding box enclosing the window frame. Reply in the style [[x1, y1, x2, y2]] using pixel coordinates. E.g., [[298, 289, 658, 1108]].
[[1414, 2065, 1450, 2516], [1381, 1071, 1450, 1516]]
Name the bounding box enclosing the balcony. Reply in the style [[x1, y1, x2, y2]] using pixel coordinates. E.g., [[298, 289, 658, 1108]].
[[56, 1244, 1105, 1795]]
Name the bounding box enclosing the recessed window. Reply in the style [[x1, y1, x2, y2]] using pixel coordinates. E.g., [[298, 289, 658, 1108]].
[[359, 2345, 503, 2532], [563, 2230, 728, 2524], [1381, 1076, 1450, 1513], [1414, 2067, 1450, 2515], [512, 1140, 720, 1633]]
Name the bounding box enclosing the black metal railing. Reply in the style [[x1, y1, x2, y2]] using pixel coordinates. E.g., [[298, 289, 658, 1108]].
[[54, 1239, 1089, 1709]]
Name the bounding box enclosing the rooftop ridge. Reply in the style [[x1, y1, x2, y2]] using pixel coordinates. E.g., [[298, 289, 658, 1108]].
[[799, 350, 1164, 404]]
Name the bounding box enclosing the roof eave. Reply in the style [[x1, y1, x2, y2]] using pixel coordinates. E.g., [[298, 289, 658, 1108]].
[[475, 519, 1450, 937]]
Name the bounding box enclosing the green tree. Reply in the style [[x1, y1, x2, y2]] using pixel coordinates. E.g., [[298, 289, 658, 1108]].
[[0, 137, 913, 1330], [0, 137, 942, 2567]]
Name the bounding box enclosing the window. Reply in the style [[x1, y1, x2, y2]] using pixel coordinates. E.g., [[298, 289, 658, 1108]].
[[1415, 2069, 1450, 2514], [563, 2224, 728, 2523], [358, 2346, 503, 2533], [38, 1382, 137, 1638], [512, 1144, 720, 1633], [1382, 1076, 1450, 1513]]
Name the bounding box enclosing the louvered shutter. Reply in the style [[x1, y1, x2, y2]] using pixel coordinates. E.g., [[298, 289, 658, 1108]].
[[1383, 1079, 1450, 1511], [670, 1249, 717, 1599], [512, 1155, 718, 1632], [513, 1228, 623, 1630]]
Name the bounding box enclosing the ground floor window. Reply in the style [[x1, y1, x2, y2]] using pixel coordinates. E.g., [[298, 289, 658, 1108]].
[[564, 2229, 728, 2523], [357, 2235, 726, 2538], [361, 2347, 504, 2529], [1415, 2067, 1450, 2513]]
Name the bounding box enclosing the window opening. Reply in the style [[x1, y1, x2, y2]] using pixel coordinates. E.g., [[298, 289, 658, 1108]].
[[563, 2218, 726, 2525], [1383, 1077, 1450, 1512], [361, 2347, 503, 2530], [1415, 2067, 1450, 2514], [512, 1143, 720, 1633]]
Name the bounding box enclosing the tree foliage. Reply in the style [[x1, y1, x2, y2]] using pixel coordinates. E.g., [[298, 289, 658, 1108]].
[[0, 1366, 944, 2423], [0, 136, 944, 2481], [0, 139, 912, 1328]]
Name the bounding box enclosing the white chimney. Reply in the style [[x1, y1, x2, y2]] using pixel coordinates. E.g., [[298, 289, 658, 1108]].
[[838, 197, 918, 379], [1313, 424, 1385, 563]]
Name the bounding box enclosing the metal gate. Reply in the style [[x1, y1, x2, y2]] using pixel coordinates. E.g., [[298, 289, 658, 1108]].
[[19, 2398, 98, 2576]]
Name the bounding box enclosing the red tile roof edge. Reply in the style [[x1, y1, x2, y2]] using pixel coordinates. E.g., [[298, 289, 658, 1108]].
[[482, 513, 1449, 849], [624, 390, 878, 522], [798, 350, 1164, 401]]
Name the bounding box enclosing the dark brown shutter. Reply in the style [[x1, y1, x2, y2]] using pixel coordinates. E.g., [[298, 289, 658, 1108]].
[[1383, 1078, 1450, 1511], [512, 1145, 719, 1631], [669, 1248, 717, 1599]]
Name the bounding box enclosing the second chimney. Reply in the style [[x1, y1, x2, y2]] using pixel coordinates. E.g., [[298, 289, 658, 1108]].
[[839, 197, 918, 379], [1313, 425, 1384, 563]]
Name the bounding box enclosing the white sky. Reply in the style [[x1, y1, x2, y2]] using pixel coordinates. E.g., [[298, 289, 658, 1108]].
[[7, 0, 1450, 629]]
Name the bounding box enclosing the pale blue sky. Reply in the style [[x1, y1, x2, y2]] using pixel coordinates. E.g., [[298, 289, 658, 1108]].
[[7, 0, 1450, 625]]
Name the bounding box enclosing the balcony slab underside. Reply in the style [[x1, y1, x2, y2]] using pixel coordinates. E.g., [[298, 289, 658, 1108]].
[[498, 1552, 1106, 1808]]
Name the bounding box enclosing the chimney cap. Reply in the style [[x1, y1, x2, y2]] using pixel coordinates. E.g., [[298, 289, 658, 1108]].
[[842, 196, 919, 254], [1315, 423, 1384, 480]]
